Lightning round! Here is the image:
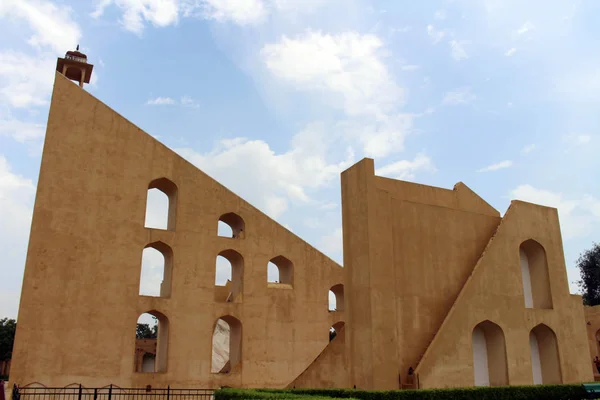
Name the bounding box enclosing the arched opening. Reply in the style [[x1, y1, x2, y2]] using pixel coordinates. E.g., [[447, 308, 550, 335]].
[[214, 250, 244, 302], [218, 213, 245, 238], [267, 255, 293, 286], [211, 316, 242, 374], [144, 178, 177, 231], [520, 239, 553, 309], [139, 241, 173, 297], [329, 284, 344, 311], [472, 320, 508, 387], [530, 324, 562, 384], [134, 311, 169, 373], [330, 321, 345, 342]]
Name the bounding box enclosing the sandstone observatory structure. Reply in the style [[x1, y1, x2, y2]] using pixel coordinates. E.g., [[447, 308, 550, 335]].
[[9, 51, 595, 390]]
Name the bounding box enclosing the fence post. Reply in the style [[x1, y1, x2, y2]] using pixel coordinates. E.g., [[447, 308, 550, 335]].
[[93, 388, 98, 400], [108, 385, 112, 400], [166, 386, 170, 400], [78, 384, 82, 400]]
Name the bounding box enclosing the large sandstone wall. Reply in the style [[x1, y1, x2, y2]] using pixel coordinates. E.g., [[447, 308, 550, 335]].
[[341, 158, 501, 390], [415, 201, 593, 387], [10, 73, 343, 389]]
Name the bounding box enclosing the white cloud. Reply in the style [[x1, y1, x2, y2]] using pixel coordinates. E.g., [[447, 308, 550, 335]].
[[521, 144, 536, 154], [147, 96, 175, 105], [554, 68, 600, 101], [262, 31, 403, 119], [0, 118, 45, 142], [427, 25, 446, 44], [146, 96, 199, 107], [516, 21, 535, 36], [340, 114, 413, 159], [401, 64, 420, 71], [505, 47, 517, 56], [181, 0, 267, 25], [320, 227, 343, 262], [450, 40, 469, 61], [375, 153, 436, 180], [272, 0, 330, 15], [511, 185, 600, 240], [477, 160, 512, 172], [0, 51, 56, 108], [442, 87, 476, 105], [434, 10, 446, 20], [568, 134, 592, 145], [175, 122, 354, 219], [0, 155, 36, 318], [180, 95, 200, 108], [91, 0, 179, 34], [0, 0, 81, 53], [262, 30, 410, 157]]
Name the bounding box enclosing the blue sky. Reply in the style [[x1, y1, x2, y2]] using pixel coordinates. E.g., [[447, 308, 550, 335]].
[[1, 0, 600, 319]]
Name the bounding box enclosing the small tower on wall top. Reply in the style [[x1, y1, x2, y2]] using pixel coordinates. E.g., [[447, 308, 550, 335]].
[[56, 45, 94, 88]]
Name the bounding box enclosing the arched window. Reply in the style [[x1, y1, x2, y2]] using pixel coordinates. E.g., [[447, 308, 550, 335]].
[[218, 213, 245, 238], [134, 311, 169, 373], [139, 241, 173, 298], [530, 324, 562, 384], [214, 249, 244, 302], [330, 321, 345, 342], [212, 316, 242, 373], [144, 178, 177, 231], [267, 255, 293, 286], [520, 240, 553, 309], [472, 320, 508, 387], [329, 284, 344, 311]]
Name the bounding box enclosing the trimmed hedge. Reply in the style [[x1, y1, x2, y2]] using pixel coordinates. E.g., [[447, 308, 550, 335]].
[[216, 385, 590, 400], [214, 388, 358, 399]]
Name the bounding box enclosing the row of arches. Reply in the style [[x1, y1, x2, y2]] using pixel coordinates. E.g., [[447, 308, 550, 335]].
[[472, 321, 561, 386], [135, 311, 344, 374], [139, 242, 344, 309], [134, 312, 242, 374], [138, 244, 296, 298], [144, 178, 246, 239]]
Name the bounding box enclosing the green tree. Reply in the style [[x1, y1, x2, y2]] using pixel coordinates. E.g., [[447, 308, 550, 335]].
[[577, 243, 600, 306], [136, 316, 158, 339], [0, 318, 16, 361]]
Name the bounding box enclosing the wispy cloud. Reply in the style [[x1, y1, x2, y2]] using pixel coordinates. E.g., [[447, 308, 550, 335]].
[[180, 95, 200, 108], [516, 21, 535, 36], [0, 118, 45, 143], [434, 10, 446, 20], [575, 134, 591, 144], [147, 97, 175, 105], [0, 0, 82, 53], [521, 144, 536, 154], [401, 64, 420, 71], [477, 160, 512, 172], [91, 0, 179, 35], [146, 96, 199, 107], [427, 25, 445, 44], [505, 47, 517, 56], [375, 153, 436, 180], [450, 40, 469, 61], [442, 87, 476, 105]]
